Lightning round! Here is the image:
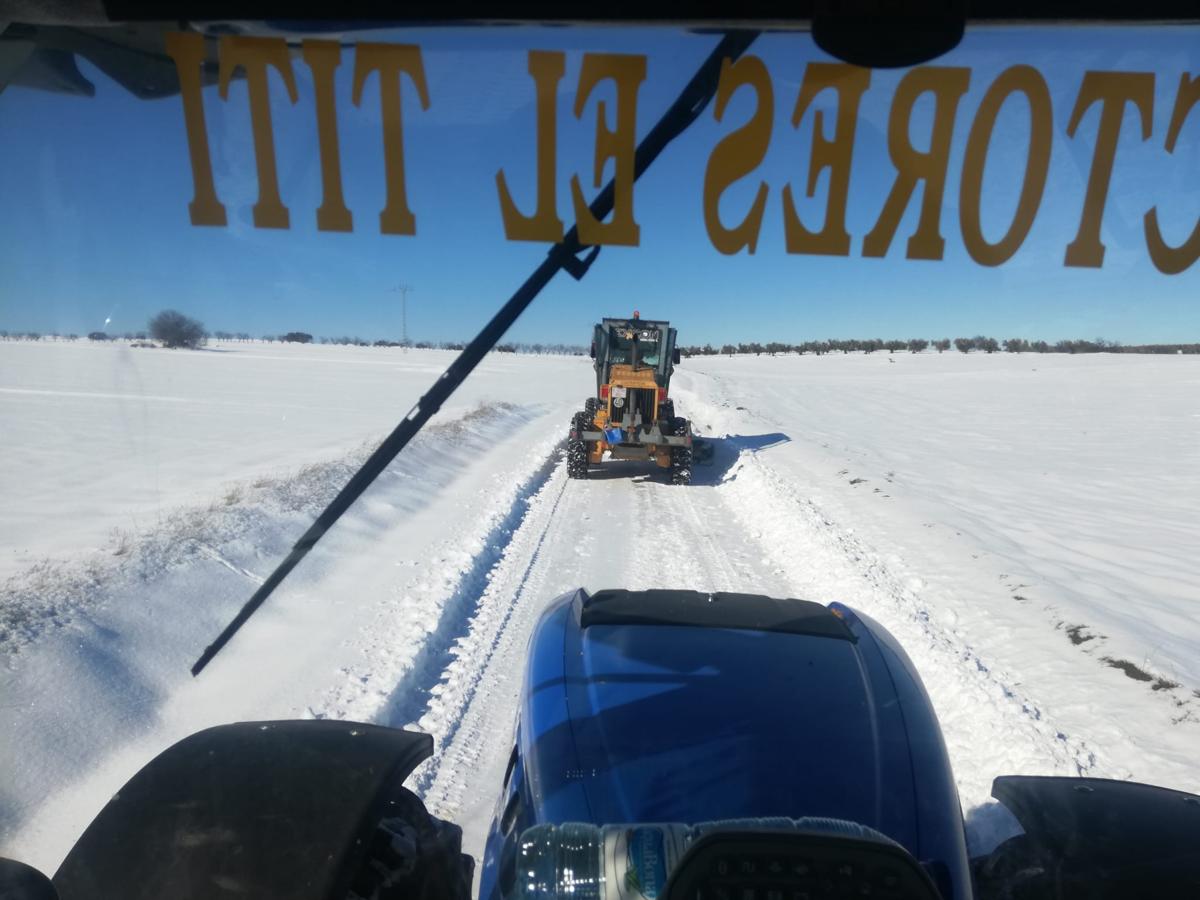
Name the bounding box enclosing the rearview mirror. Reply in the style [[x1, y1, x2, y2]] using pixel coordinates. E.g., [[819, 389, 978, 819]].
[[673, 348, 681, 364]]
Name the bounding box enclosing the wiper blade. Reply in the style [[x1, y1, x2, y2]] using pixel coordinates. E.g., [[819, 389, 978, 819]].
[[192, 29, 760, 676]]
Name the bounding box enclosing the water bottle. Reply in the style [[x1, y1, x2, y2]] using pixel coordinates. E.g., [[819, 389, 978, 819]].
[[516, 822, 691, 900], [514, 818, 894, 900]]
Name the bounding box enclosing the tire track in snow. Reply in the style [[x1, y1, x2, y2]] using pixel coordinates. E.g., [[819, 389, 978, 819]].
[[408, 466, 570, 792], [361, 373, 1194, 871], [391, 392, 1100, 860], [379, 444, 566, 737], [395, 381, 1132, 865], [307, 425, 569, 726], [412, 456, 798, 858], [413, 463, 641, 822]]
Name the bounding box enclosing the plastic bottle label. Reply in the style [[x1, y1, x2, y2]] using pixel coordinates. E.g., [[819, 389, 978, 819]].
[[604, 824, 689, 900]]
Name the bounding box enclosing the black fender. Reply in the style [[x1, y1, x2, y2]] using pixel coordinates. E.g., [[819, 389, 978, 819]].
[[49, 720, 446, 900], [975, 775, 1200, 899]]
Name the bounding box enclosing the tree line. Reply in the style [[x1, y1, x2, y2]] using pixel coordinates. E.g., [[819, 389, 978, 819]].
[[0, 327, 589, 355], [678, 337, 1200, 356], [4, 322, 1194, 358]]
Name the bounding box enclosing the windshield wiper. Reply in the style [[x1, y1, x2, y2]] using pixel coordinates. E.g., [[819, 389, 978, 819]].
[[192, 28, 761, 675]]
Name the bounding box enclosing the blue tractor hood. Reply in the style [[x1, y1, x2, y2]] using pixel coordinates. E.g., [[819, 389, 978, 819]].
[[513, 589, 971, 899]]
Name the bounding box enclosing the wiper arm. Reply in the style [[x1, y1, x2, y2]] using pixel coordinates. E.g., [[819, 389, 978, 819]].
[[192, 29, 760, 676]]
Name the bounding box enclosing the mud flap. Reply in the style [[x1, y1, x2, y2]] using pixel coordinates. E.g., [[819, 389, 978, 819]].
[[973, 775, 1200, 900]]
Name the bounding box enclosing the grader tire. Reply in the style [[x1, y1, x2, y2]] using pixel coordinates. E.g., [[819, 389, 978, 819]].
[[568, 411, 592, 479], [670, 416, 692, 486]]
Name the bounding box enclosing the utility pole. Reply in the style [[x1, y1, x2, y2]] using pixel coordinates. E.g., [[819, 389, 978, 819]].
[[393, 283, 414, 347]]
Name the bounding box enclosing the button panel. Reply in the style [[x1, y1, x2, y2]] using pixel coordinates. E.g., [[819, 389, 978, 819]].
[[671, 835, 940, 900]]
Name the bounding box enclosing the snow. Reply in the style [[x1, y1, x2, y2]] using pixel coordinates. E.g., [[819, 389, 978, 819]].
[[0, 341, 582, 581], [2, 343, 1198, 879]]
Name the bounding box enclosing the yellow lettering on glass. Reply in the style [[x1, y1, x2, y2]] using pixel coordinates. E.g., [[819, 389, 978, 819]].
[[352, 43, 430, 236], [1065, 71, 1154, 268], [783, 63, 871, 257], [704, 55, 774, 255], [218, 36, 299, 230], [959, 65, 1052, 267], [570, 53, 647, 247], [1144, 74, 1200, 275], [863, 66, 971, 260], [497, 51, 566, 242], [302, 40, 353, 233], [165, 32, 226, 227]]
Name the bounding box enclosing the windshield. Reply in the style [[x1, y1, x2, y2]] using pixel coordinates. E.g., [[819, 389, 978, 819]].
[[1, 17, 1198, 895], [609, 331, 662, 366]]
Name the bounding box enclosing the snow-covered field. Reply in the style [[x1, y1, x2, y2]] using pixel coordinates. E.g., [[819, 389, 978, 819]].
[[2, 342, 1198, 877]]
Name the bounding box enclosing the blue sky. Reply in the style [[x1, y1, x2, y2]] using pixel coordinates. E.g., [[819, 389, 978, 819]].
[[1, 24, 1197, 346]]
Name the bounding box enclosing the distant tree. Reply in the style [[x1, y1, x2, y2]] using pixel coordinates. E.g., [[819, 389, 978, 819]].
[[884, 339, 906, 353], [1053, 337, 1116, 354], [496, 343, 517, 353], [214, 330, 233, 341], [974, 335, 999, 353], [722, 343, 736, 356], [907, 338, 929, 353], [25, 332, 41, 341], [282, 332, 314, 343], [953, 337, 974, 353], [1003, 338, 1030, 353], [149, 310, 207, 349], [1030, 340, 1049, 353], [932, 338, 951, 353], [88, 331, 110, 341]]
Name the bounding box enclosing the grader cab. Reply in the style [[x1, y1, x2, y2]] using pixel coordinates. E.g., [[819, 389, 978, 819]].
[[567, 313, 693, 484]]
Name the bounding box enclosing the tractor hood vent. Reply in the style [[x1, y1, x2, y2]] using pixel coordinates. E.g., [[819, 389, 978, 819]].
[[579, 589, 855, 641]]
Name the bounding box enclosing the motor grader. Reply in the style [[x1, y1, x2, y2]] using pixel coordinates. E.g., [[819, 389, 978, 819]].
[[567, 313, 693, 484]]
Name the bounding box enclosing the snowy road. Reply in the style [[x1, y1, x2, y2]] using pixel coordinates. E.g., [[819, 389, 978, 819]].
[[385, 363, 1200, 865], [3, 347, 1198, 876]]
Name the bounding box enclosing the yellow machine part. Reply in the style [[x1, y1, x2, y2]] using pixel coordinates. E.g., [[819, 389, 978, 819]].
[[607, 363, 660, 392], [590, 363, 672, 467]]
